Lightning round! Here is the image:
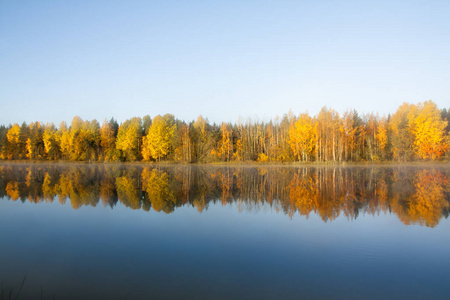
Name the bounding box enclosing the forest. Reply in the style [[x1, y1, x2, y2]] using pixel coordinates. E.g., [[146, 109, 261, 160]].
[[0, 100, 449, 163]]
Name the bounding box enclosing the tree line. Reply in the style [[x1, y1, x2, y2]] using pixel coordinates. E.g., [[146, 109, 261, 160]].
[[0, 100, 449, 163], [1, 164, 448, 227]]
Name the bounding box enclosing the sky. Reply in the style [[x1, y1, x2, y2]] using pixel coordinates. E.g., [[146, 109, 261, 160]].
[[1, 0, 449, 126]]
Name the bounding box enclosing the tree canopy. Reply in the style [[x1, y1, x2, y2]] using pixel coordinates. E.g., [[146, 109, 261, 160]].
[[0, 101, 449, 163]]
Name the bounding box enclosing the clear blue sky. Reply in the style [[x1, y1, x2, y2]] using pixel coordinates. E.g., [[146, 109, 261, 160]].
[[1, 0, 449, 126]]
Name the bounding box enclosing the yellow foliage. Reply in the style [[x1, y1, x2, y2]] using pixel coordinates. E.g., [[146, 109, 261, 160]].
[[58, 122, 71, 159], [257, 153, 269, 162], [142, 115, 175, 161], [116, 117, 142, 161], [289, 113, 316, 161], [376, 117, 388, 151], [233, 139, 243, 161], [215, 123, 233, 161], [410, 101, 448, 159], [389, 103, 417, 161], [6, 124, 20, 144], [26, 138, 32, 159]]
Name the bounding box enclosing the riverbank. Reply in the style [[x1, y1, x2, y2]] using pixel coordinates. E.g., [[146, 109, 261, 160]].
[[1, 159, 449, 168]]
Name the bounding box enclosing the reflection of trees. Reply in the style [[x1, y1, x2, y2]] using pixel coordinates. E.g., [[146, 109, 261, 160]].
[[407, 170, 449, 227], [115, 166, 142, 210], [100, 175, 118, 208], [6, 182, 19, 200], [1, 164, 449, 227], [142, 168, 175, 213], [61, 169, 100, 209], [289, 171, 316, 218], [116, 176, 141, 210]]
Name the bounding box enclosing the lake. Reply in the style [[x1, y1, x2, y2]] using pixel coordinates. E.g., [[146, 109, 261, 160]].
[[1, 163, 449, 299]]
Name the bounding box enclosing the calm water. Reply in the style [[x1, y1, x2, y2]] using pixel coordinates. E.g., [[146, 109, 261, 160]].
[[1, 163, 449, 300]]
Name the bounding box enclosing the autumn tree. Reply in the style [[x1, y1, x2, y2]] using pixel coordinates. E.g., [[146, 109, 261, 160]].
[[116, 117, 143, 162], [142, 115, 175, 161], [43, 123, 61, 160], [289, 113, 316, 162], [390, 103, 417, 161], [174, 123, 192, 162], [19, 122, 30, 159], [410, 100, 448, 159], [376, 116, 389, 160], [142, 115, 152, 136], [263, 121, 276, 160], [341, 111, 357, 161], [25, 122, 45, 160], [315, 107, 341, 162], [58, 121, 71, 160], [212, 123, 233, 161], [191, 115, 214, 162], [1, 101, 449, 163], [100, 118, 119, 161], [6, 124, 22, 159], [364, 113, 379, 161], [68, 116, 101, 161]]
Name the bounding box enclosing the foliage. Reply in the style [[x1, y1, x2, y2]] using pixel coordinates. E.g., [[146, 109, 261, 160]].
[[116, 117, 142, 161], [289, 113, 316, 162], [142, 114, 175, 161], [410, 101, 448, 159], [1, 101, 450, 162]]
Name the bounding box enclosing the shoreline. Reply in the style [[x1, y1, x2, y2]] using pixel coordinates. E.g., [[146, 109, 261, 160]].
[[1, 160, 449, 168]]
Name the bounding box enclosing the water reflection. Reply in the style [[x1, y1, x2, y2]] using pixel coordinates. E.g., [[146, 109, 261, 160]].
[[1, 164, 449, 227]]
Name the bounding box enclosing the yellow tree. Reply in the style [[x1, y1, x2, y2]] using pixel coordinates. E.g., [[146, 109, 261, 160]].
[[43, 123, 61, 160], [214, 123, 233, 161], [25, 122, 45, 160], [289, 113, 316, 162], [174, 123, 192, 162], [410, 100, 448, 159], [364, 113, 379, 161], [68, 116, 84, 160], [142, 115, 175, 161], [192, 115, 209, 162], [389, 102, 417, 161], [66, 117, 100, 161], [341, 111, 357, 161], [100, 118, 119, 161], [233, 138, 243, 161], [116, 117, 142, 161], [315, 107, 340, 162], [6, 124, 21, 159], [265, 122, 276, 160], [57, 121, 71, 160], [6, 124, 20, 143], [376, 116, 389, 160]]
